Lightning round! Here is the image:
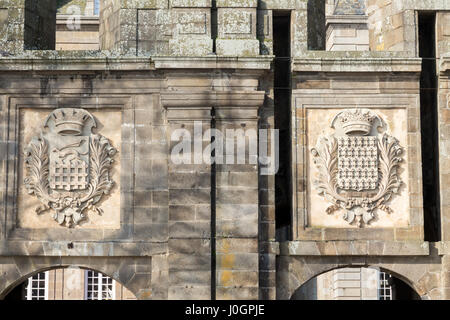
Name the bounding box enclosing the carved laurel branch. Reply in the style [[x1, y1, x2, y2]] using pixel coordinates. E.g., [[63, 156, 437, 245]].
[[311, 133, 403, 227], [24, 134, 116, 227]]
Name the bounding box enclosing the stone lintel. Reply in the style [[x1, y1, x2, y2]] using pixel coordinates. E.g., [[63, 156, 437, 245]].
[[0, 241, 168, 257], [293, 58, 422, 73], [166, 106, 212, 121], [153, 56, 273, 69], [326, 14, 368, 26], [216, 0, 258, 8], [161, 91, 265, 108], [170, 0, 212, 7], [280, 241, 430, 256], [56, 16, 100, 24], [259, 0, 307, 10]]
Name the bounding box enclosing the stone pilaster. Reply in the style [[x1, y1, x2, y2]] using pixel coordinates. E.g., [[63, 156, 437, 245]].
[[133, 94, 169, 243], [437, 13, 450, 61], [439, 58, 450, 240], [214, 93, 263, 300], [326, 15, 369, 51], [163, 93, 212, 300]]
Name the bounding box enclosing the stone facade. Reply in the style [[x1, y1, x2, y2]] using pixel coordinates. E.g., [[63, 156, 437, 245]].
[[0, 0, 449, 300]]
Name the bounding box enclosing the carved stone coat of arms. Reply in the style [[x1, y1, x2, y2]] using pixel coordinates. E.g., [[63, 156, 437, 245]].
[[24, 108, 117, 227], [311, 109, 403, 227]]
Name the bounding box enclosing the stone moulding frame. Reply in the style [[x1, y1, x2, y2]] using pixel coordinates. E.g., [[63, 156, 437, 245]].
[[292, 93, 424, 241], [3, 95, 134, 241]]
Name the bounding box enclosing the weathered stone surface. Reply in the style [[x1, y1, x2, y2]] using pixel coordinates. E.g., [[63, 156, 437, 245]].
[[0, 0, 448, 302]]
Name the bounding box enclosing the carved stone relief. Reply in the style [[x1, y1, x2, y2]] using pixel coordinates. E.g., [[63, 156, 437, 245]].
[[311, 109, 403, 227], [23, 108, 117, 227]]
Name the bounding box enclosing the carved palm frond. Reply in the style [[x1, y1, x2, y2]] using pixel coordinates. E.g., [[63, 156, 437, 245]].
[[24, 136, 56, 209], [80, 135, 116, 209], [311, 135, 345, 204], [371, 134, 403, 205]]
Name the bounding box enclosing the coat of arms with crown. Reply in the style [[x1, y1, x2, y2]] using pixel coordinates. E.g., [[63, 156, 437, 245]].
[[24, 108, 117, 227], [311, 108, 403, 227]]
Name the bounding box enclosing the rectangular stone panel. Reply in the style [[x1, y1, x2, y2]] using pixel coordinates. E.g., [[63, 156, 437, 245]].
[[17, 108, 122, 229], [178, 12, 207, 35], [305, 108, 410, 229], [221, 10, 252, 35]]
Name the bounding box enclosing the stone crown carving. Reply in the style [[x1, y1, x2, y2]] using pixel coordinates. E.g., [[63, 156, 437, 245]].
[[49, 108, 94, 136], [311, 108, 403, 227], [24, 108, 117, 227], [334, 109, 377, 135]]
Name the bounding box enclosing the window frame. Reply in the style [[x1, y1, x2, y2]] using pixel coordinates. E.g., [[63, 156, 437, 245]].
[[25, 271, 49, 300], [378, 271, 393, 300], [84, 270, 116, 300]]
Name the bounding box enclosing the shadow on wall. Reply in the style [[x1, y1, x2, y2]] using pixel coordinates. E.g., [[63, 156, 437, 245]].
[[307, 0, 326, 50]]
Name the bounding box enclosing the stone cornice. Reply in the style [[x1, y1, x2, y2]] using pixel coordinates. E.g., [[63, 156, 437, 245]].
[[293, 57, 422, 73], [280, 241, 430, 256], [0, 55, 273, 71], [153, 56, 273, 70], [161, 91, 266, 121], [0, 57, 155, 71]]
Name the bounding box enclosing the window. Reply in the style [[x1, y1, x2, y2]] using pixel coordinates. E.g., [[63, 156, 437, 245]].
[[85, 270, 115, 300], [94, 0, 100, 16], [25, 272, 48, 300], [378, 271, 393, 300]]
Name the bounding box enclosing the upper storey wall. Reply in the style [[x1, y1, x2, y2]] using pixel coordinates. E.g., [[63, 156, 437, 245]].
[[0, 0, 448, 59]]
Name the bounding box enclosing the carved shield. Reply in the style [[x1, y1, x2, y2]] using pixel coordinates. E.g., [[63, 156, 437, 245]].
[[311, 109, 403, 227], [48, 134, 90, 192], [337, 136, 378, 192], [24, 108, 117, 227]]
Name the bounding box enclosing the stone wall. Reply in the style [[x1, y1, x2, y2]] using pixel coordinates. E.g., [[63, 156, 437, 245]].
[[367, 0, 415, 53], [439, 58, 450, 243], [0, 0, 449, 301], [437, 12, 450, 60], [55, 16, 100, 50], [43, 267, 137, 300]]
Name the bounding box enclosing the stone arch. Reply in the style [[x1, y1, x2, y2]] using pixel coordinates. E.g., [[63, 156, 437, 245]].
[[277, 256, 438, 300], [289, 265, 422, 300], [0, 256, 152, 300]]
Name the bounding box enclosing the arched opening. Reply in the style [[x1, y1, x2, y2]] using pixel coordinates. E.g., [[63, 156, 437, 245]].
[[291, 267, 421, 300], [3, 266, 136, 301]]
